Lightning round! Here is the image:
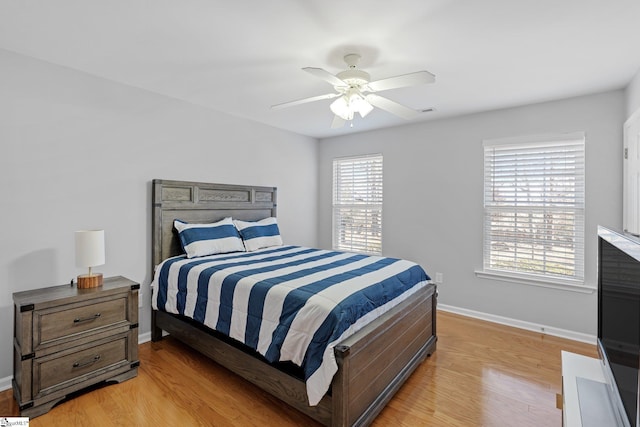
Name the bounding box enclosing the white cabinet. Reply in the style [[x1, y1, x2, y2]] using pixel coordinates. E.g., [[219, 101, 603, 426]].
[[562, 351, 604, 426], [561, 351, 622, 427]]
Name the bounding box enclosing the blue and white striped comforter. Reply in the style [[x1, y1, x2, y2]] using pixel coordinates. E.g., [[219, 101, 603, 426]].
[[151, 246, 430, 405]]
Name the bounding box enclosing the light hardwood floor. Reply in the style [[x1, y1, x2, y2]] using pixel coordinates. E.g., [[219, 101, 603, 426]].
[[1, 310, 596, 426]]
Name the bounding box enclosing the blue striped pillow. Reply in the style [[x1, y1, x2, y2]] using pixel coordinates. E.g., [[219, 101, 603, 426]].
[[234, 217, 283, 252], [174, 217, 245, 258]]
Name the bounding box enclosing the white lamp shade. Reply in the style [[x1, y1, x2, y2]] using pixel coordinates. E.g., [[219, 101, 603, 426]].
[[330, 96, 353, 121], [75, 230, 105, 268], [351, 95, 374, 118]]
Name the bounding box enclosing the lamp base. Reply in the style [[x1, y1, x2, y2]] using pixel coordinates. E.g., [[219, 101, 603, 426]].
[[77, 273, 103, 289]]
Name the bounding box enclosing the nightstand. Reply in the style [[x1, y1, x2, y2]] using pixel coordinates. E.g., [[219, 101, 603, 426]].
[[12, 276, 139, 418]]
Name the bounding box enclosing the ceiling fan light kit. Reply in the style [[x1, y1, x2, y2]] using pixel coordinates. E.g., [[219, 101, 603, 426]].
[[330, 89, 374, 121], [273, 53, 435, 128]]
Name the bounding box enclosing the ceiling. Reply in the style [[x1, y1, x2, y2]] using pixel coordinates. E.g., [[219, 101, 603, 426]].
[[1, 0, 639, 139]]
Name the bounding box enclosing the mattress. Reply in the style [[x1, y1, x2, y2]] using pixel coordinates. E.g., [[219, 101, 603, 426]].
[[151, 245, 430, 405]]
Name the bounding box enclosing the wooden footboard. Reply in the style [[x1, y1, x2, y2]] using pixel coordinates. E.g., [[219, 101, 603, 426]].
[[332, 284, 436, 426], [152, 283, 436, 427]]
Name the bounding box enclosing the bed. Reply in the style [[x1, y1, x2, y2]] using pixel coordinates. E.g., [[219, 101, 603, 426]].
[[150, 179, 437, 426]]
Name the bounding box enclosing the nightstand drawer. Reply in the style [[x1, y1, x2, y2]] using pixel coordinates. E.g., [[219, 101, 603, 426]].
[[36, 335, 129, 395], [13, 276, 139, 417], [36, 295, 128, 347]]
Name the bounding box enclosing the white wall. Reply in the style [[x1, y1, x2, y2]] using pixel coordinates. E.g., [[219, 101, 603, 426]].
[[627, 68, 640, 118], [1, 45, 629, 387], [318, 90, 624, 336], [0, 49, 318, 382]]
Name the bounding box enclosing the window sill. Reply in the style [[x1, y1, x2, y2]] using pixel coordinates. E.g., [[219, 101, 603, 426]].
[[474, 269, 596, 294]]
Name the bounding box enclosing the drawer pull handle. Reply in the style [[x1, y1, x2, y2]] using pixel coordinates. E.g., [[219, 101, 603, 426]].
[[73, 354, 101, 369], [73, 313, 101, 323]]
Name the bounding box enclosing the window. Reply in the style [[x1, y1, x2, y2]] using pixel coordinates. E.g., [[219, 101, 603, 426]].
[[482, 132, 585, 285], [333, 154, 383, 255]]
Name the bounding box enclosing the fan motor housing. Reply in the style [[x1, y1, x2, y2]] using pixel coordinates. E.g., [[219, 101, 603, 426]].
[[336, 69, 370, 87]]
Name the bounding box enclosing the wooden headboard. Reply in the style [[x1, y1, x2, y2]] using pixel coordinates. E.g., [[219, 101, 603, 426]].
[[152, 179, 277, 268]]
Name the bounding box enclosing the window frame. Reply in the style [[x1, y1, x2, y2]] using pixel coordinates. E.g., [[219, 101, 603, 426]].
[[332, 154, 383, 255], [477, 132, 588, 291]]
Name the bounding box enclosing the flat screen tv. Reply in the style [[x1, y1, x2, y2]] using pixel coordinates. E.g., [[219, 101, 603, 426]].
[[598, 226, 640, 427]]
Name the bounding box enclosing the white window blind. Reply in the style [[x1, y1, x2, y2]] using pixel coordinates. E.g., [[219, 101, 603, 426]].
[[333, 154, 383, 255], [483, 133, 585, 283]]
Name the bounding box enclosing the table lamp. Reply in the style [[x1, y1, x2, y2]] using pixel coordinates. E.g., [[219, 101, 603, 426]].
[[75, 230, 105, 288]]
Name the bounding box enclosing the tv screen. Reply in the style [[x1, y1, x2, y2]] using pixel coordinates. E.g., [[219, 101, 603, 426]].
[[599, 234, 640, 427]]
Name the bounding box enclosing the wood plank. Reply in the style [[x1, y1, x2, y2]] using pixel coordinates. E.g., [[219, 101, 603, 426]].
[[0, 311, 597, 426], [154, 309, 334, 425]]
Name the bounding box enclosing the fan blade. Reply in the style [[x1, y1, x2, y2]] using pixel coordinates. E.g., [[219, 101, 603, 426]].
[[366, 94, 419, 120], [331, 115, 346, 129], [303, 67, 348, 87], [271, 93, 340, 110], [366, 71, 435, 92]]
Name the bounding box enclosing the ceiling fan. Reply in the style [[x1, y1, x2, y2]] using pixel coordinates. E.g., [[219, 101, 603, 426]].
[[272, 54, 435, 128]]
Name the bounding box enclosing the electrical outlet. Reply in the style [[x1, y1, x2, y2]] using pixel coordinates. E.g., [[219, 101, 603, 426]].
[[435, 272, 444, 284], [138, 288, 143, 308]]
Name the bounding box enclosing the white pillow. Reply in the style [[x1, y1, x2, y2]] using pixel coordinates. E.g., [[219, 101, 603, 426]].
[[234, 217, 283, 252], [174, 217, 245, 258]]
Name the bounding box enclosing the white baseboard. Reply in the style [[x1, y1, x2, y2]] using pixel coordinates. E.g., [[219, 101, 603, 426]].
[[437, 303, 596, 344], [0, 375, 11, 393], [139, 331, 151, 344]]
